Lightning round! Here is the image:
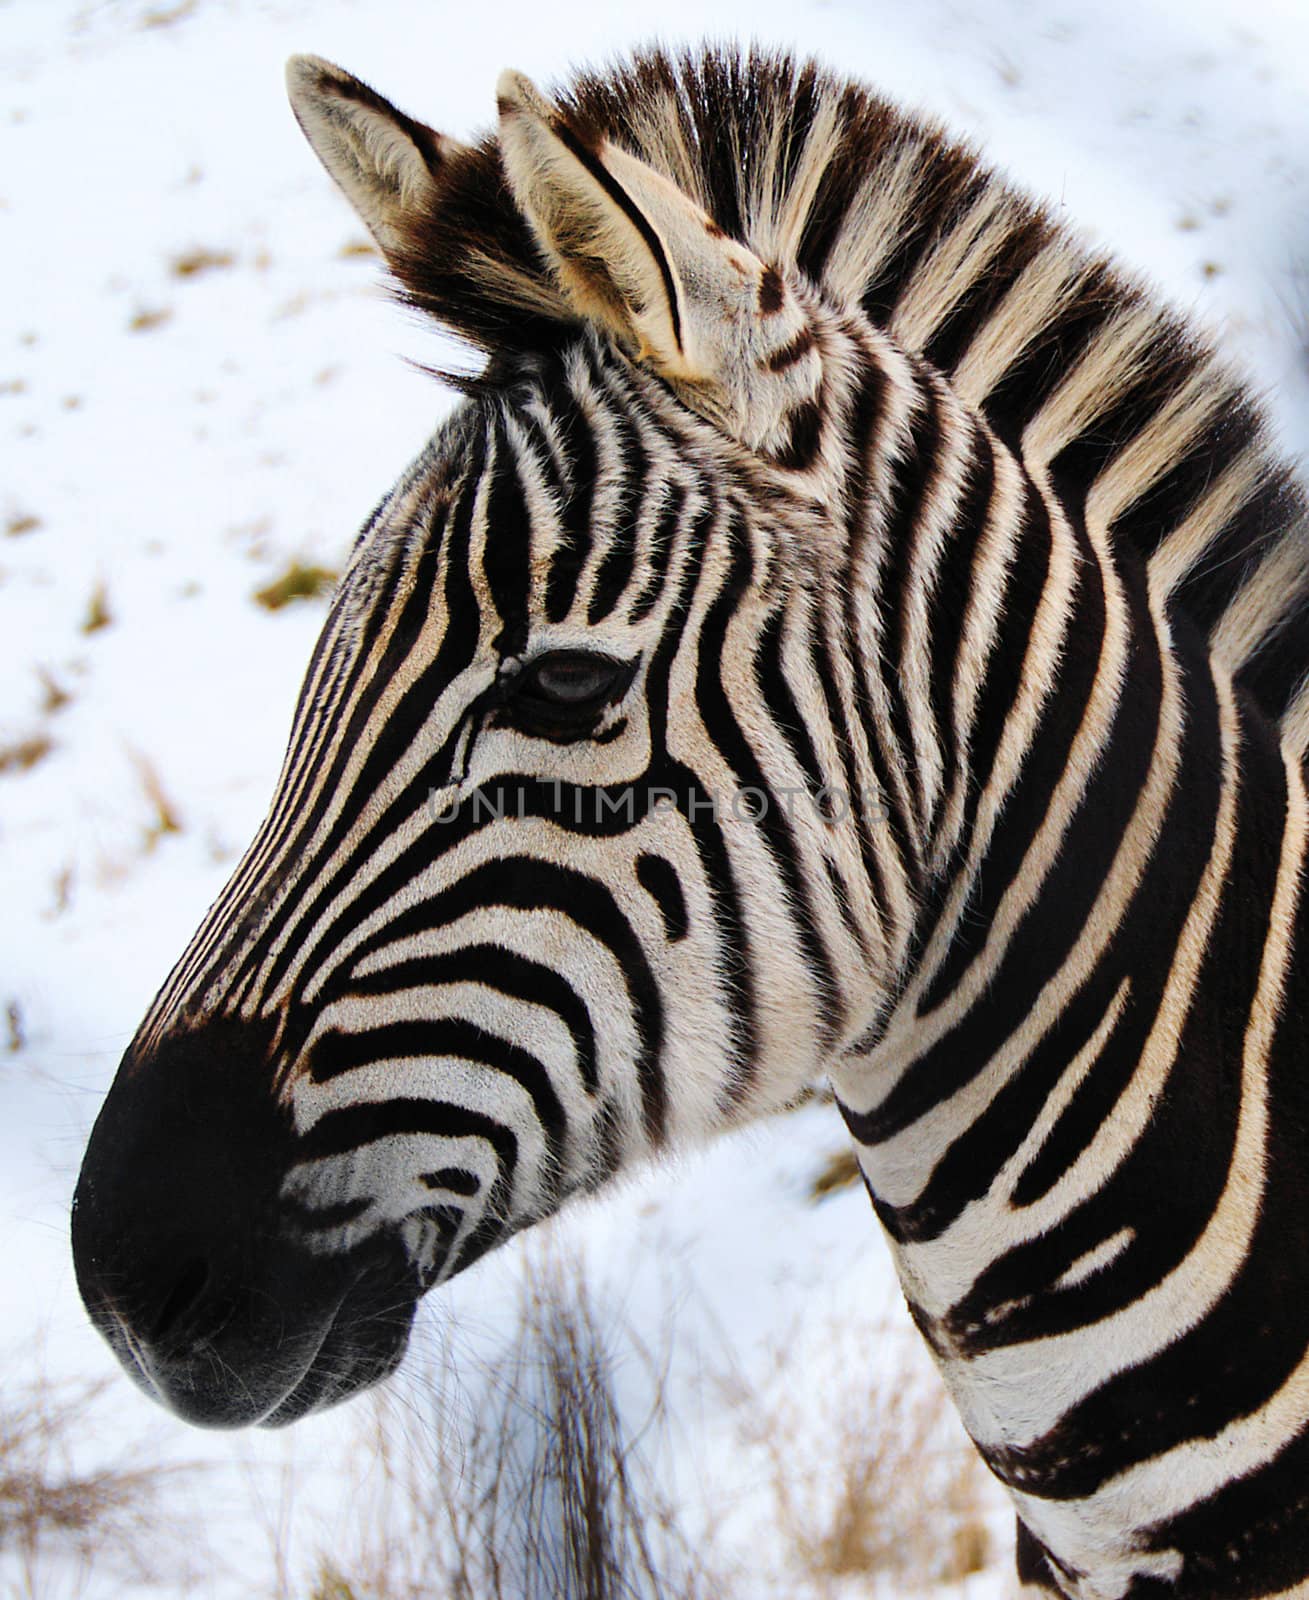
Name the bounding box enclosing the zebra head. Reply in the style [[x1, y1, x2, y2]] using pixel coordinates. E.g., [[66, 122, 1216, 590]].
[[72, 54, 904, 1428]]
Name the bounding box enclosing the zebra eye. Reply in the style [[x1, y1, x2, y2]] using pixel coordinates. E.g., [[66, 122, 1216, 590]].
[[505, 650, 636, 737]]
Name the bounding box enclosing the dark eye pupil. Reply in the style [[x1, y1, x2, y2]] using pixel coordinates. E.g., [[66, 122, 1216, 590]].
[[529, 655, 615, 704]]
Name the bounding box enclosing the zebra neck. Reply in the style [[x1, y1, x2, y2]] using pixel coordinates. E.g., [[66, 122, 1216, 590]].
[[831, 478, 1309, 1594]]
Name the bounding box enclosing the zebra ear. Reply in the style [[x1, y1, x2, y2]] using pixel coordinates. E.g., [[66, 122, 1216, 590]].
[[285, 56, 470, 259], [496, 69, 776, 388]]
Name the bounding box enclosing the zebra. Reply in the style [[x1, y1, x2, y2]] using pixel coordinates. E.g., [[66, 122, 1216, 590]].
[[71, 43, 1309, 1599]]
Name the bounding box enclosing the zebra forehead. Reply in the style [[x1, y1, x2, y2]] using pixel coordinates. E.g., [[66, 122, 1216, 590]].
[[333, 344, 805, 650]]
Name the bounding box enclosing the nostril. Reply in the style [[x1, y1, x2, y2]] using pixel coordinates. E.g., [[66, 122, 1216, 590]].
[[151, 1258, 211, 1345]]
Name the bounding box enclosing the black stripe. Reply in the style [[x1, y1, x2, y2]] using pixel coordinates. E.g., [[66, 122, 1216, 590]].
[[925, 212, 1049, 376], [1172, 472, 1300, 639], [548, 118, 684, 355], [636, 854, 689, 942], [924, 423, 994, 849], [879, 382, 945, 836], [768, 396, 823, 472], [755, 595, 827, 808], [860, 168, 990, 328], [421, 1167, 480, 1197], [767, 324, 816, 372], [629, 482, 688, 623], [545, 382, 598, 622], [297, 1097, 518, 1256], [194, 499, 425, 978], [587, 400, 650, 623], [979, 264, 1119, 453], [818, 364, 894, 929], [203, 472, 477, 1009], [299, 1094, 517, 1166], [1109, 404, 1258, 563], [484, 414, 533, 656]]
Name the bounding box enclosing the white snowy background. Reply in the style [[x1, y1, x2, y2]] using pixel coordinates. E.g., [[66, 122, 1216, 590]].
[[3, 0, 1308, 1595]]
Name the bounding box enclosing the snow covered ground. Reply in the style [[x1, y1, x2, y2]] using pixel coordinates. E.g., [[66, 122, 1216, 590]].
[[3, 0, 1307, 1595]]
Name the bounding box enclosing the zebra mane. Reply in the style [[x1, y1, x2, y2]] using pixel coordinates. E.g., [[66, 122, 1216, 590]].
[[389, 43, 1309, 738]]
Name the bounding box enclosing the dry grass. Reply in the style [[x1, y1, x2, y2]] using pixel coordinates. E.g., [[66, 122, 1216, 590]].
[[298, 1244, 1002, 1600], [253, 561, 338, 611], [36, 670, 71, 715], [126, 308, 173, 334], [808, 1145, 862, 1202], [717, 1312, 995, 1594], [127, 750, 183, 847], [0, 1365, 192, 1596], [0, 734, 53, 776], [315, 1251, 734, 1600], [306, 1564, 358, 1600], [47, 863, 74, 919], [80, 581, 111, 635], [140, 0, 197, 25], [170, 247, 235, 279]]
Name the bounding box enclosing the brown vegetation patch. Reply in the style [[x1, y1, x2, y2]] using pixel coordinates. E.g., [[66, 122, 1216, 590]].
[[140, 0, 197, 27], [171, 246, 236, 278], [37, 668, 71, 714], [254, 560, 338, 610], [129, 750, 183, 847], [719, 1315, 995, 1590], [0, 733, 53, 775], [808, 1145, 861, 1202], [128, 307, 173, 333], [82, 580, 112, 634], [49, 864, 74, 918]]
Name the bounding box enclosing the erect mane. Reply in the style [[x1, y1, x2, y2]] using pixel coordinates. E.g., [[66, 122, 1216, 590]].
[[390, 43, 1309, 738]]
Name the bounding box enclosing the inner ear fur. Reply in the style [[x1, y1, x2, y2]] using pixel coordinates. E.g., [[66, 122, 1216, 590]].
[[495, 68, 774, 386], [285, 55, 469, 260]]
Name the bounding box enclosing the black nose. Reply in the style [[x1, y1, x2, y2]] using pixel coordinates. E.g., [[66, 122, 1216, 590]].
[[72, 1017, 413, 1427]]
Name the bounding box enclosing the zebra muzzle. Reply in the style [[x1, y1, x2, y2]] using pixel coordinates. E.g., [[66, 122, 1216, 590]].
[[71, 1017, 418, 1427]]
